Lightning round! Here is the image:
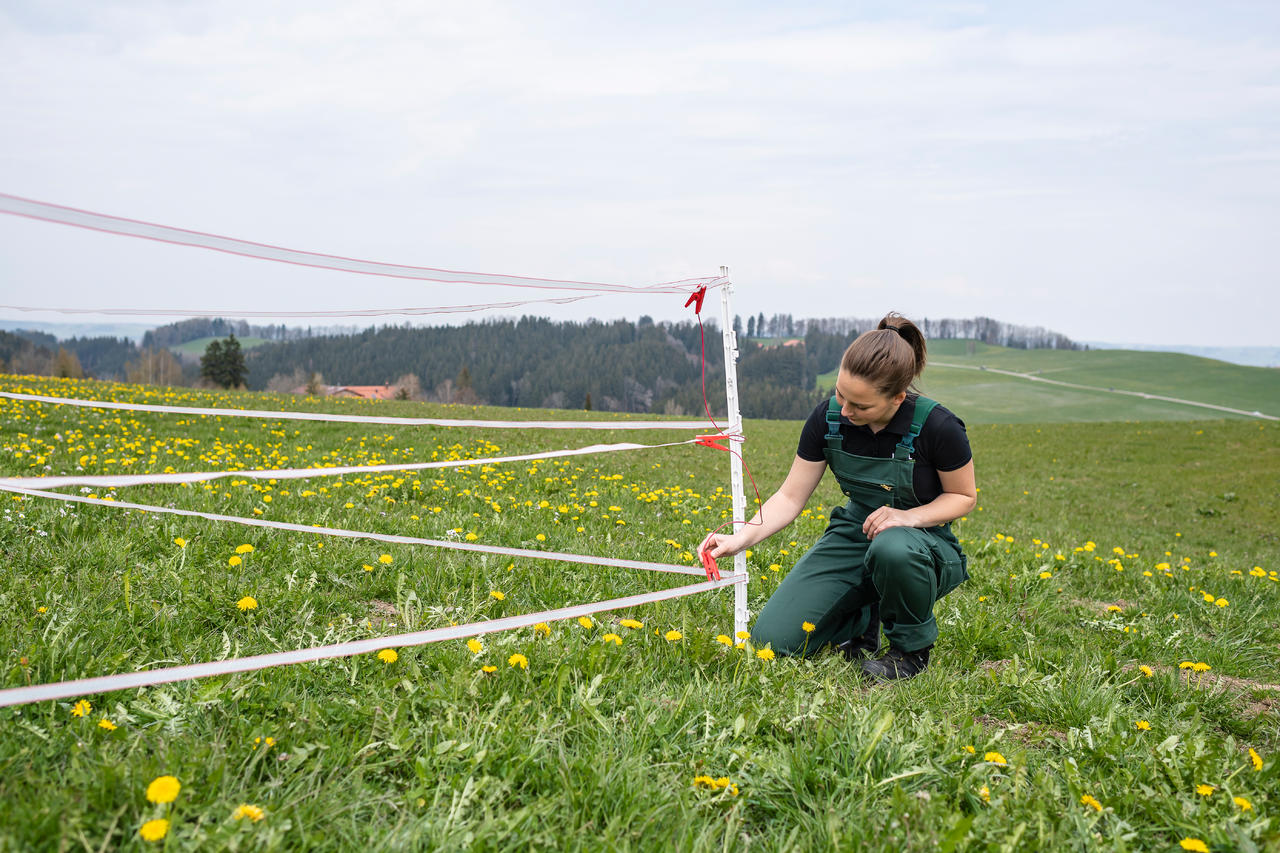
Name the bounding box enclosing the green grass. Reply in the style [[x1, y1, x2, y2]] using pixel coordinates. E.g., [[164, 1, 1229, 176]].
[[1, 373, 1277, 850], [815, 341, 1280, 423], [169, 336, 271, 356]]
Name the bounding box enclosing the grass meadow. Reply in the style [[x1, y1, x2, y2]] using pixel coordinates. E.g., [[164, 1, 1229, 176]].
[[817, 343, 1280, 423], [1, 373, 1277, 851], [169, 337, 271, 357]]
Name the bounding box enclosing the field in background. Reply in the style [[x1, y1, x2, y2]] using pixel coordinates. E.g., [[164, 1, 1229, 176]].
[[816, 341, 1280, 423], [1, 373, 1277, 850], [169, 336, 271, 356]]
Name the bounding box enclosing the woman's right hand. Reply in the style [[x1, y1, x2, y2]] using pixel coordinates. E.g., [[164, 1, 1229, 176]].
[[699, 531, 745, 560]]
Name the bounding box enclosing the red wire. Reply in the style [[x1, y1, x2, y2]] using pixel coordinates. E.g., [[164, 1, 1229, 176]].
[[690, 308, 765, 546], [696, 312, 726, 434]]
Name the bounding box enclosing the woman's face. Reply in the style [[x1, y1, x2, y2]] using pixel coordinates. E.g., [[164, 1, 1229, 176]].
[[834, 371, 906, 431]]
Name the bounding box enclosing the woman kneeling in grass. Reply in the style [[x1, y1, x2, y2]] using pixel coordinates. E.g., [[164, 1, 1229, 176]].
[[701, 313, 976, 680]]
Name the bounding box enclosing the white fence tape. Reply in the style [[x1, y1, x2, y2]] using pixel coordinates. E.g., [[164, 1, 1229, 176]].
[[0, 294, 596, 318], [0, 391, 716, 431], [0, 193, 726, 294], [0, 485, 711, 577], [0, 574, 745, 708], [0, 439, 696, 490]]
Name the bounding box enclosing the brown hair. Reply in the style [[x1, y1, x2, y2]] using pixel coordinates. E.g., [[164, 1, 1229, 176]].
[[839, 313, 927, 397]]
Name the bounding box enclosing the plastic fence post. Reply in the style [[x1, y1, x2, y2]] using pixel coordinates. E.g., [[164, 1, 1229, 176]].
[[719, 268, 749, 638]]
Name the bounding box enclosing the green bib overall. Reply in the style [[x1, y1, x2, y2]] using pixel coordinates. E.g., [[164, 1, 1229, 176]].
[[750, 395, 969, 656]]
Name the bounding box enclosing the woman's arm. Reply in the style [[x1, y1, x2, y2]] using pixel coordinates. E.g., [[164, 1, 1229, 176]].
[[699, 455, 828, 559], [862, 459, 977, 539]]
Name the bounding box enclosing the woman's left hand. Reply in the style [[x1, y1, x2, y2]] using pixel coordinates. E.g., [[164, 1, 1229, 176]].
[[862, 506, 917, 539]]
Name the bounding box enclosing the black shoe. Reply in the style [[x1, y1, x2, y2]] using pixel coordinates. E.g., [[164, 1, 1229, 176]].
[[861, 645, 931, 682], [836, 603, 881, 661]]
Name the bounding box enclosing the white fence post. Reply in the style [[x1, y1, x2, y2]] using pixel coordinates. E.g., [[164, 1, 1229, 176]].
[[718, 267, 750, 638]]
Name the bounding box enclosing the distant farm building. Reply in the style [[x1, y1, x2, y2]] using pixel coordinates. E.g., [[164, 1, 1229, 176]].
[[291, 384, 398, 399]]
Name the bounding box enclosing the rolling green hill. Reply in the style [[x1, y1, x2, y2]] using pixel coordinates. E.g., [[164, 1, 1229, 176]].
[[816, 341, 1279, 423], [169, 335, 271, 356]]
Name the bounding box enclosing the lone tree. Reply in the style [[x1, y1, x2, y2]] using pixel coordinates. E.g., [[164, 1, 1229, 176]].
[[200, 334, 248, 389]]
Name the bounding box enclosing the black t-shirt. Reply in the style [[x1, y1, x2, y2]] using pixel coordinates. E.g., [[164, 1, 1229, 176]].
[[796, 394, 972, 505]]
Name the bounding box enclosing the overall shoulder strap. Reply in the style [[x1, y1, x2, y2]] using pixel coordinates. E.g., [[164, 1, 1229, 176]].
[[896, 396, 938, 458], [824, 396, 843, 451]]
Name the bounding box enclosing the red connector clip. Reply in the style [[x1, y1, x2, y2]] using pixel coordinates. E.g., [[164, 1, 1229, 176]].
[[683, 285, 708, 315], [700, 548, 721, 581], [695, 433, 731, 451]]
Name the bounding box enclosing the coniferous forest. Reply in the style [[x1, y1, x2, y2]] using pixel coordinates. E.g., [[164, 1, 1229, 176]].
[[2, 314, 1081, 420]]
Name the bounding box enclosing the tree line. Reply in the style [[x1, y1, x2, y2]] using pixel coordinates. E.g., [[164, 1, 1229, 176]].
[[2, 313, 1081, 420], [141, 318, 358, 350]]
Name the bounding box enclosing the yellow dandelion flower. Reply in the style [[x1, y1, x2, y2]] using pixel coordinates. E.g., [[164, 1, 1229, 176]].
[[1250, 748, 1263, 770], [533, 622, 551, 636], [98, 718, 117, 731], [145, 775, 182, 804], [489, 590, 505, 601], [801, 621, 815, 633], [481, 665, 497, 673], [1215, 598, 1228, 607], [138, 819, 169, 842], [577, 616, 593, 629], [619, 618, 643, 629], [70, 699, 91, 718], [235, 544, 254, 554], [1139, 665, 1154, 677], [362, 564, 374, 572], [963, 745, 976, 754], [377, 649, 398, 664], [979, 786, 990, 803], [715, 634, 732, 646], [1234, 796, 1252, 811], [232, 803, 266, 822], [535, 534, 546, 542], [173, 537, 186, 548], [466, 638, 483, 654], [1135, 720, 1150, 731], [736, 630, 750, 640], [1179, 839, 1209, 853], [756, 648, 775, 661], [664, 630, 683, 642], [984, 752, 1007, 765], [1192, 662, 1211, 672], [1080, 794, 1102, 812], [602, 633, 622, 646], [1039, 571, 1052, 579], [1107, 605, 1122, 612], [228, 555, 242, 567], [1195, 784, 1215, 796], [236, 596, 258, 611], [378, 554, 393, 564], [508, 653, 528, 669]]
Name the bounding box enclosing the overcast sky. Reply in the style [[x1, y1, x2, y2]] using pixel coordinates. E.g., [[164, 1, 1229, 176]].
[[2, 1, 1278, 346]]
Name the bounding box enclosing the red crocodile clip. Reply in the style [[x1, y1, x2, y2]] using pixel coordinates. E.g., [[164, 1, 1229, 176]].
[[683, 285, 707, 315], [700, 548, 721, 581], [694, 434, 730, 451]]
